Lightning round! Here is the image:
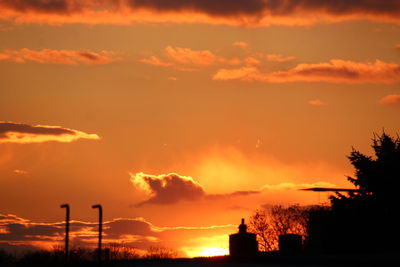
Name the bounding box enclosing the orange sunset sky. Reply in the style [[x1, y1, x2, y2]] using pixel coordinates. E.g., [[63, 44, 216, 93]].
[[1, 0, 400, 258]]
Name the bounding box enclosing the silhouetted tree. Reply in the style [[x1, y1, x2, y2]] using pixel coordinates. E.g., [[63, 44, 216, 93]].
[[331, 132, 400, 215], [249, 209, 274, 251], [249, 205, 311, 252], [308, 132, 400, 253]]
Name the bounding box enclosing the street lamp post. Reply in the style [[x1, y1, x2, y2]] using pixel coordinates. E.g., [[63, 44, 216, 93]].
[[92, 204, 103, 264], [60, 204, 70, 264]]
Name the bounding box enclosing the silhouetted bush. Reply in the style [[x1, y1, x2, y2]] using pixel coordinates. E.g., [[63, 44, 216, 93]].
[[105, 242, 140, 261], [144, 246, 179, 259]]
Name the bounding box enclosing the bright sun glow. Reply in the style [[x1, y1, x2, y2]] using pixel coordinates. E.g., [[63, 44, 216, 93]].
[[197, 247, 229, 257]]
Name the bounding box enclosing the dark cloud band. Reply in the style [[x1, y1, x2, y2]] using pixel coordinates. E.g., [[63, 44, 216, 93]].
[[1, 0, 400, 26]]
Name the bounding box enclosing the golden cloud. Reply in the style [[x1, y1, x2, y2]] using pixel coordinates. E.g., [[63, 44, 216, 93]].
[[0, 121, 100, 144], [139, 46, 240, 69], [264, 54, 295, 63]]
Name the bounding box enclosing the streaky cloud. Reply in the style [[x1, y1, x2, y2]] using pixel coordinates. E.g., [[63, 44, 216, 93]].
[[0, 121, 100, 144], [213, 59, 400, 84], [0, 48, 120, 65]]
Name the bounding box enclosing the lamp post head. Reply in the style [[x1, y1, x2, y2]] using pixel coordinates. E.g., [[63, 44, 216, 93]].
[[92, 204, 101, 209], [60, 204, 69, 209]]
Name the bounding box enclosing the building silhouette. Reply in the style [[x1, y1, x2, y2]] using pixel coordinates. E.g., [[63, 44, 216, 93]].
[[229, 219, 258, 259]]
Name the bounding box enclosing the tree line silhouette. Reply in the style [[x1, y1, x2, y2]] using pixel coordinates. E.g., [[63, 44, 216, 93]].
[[0, 243, 179, 265]]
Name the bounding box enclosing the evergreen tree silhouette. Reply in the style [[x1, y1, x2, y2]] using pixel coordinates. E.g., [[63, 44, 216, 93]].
[[331, 132, 400, 210], [308, 132, 400, 253]]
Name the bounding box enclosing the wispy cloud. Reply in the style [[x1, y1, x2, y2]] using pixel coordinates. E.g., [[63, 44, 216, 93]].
[[379, 94, 400, 106], [164, 46, 219, 66], [139, 55, 173, 67], [264, 54, 295, 63], [308, 99, 327, 106], [0, 121, 100, 144], [213, 60, 400, 84], [232, 41, 249, 48], [139, 46, 239, 70], [1, 0, 400, 26], [0, 48, 120, 65], [13, 169, 28, 175], [260, 181, 337, 191]]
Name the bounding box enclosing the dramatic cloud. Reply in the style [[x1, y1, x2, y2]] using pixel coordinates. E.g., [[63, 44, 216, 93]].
[[1, 0, 399, 26], [130, 172, 206, 205], [0, 48, 119, 65], [213, 60, 400, 84], [0, 121, 100, 144], [130, 172, 261, 206], [379, 94, 400, 106]]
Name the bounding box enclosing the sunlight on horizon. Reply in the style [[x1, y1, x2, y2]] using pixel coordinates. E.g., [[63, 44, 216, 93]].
[[192, 247, 229, 257]]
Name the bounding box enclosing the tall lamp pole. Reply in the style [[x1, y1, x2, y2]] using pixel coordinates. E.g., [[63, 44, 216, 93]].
[[60, 204, 70, 263], [92, 204, 103, 264]]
